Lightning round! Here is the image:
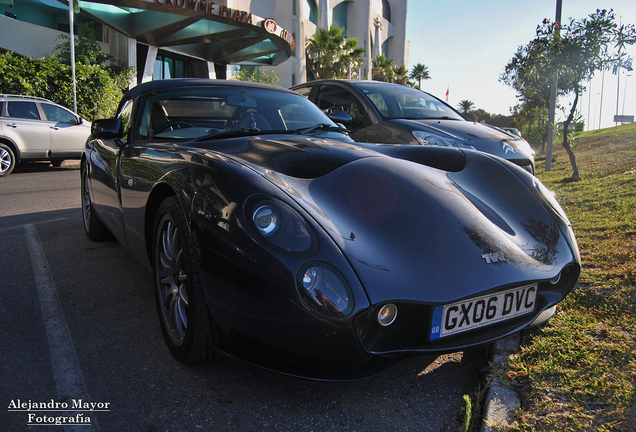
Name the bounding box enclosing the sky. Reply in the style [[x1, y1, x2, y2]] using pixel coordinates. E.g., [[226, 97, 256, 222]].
[[406, 0, 636, 130]]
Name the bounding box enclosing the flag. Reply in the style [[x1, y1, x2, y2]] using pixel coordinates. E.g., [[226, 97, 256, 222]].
[[72, 0, 80, 13], [445, 86, 449, 102]]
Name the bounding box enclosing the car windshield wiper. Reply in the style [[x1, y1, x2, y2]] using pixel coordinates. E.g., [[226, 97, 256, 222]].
[[404, 116, 460, 120], [193, 128, 265, 141], [294, 123, 350, 135], [194, 124, 349, 141]]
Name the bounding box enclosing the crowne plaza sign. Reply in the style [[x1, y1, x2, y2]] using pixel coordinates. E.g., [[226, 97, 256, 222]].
[[154, 0, 253, 22], [262, 19, 295, 52], [152, 0, 295, 51]]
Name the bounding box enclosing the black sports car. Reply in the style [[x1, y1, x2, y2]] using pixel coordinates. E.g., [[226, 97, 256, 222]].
[[82, 79, 579, 380], [291, 79, 536, 173]]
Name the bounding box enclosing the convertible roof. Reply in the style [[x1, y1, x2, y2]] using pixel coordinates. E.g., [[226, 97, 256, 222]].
[[122, 78, 297, 101]]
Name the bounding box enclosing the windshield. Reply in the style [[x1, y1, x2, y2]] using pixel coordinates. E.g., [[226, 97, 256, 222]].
[[135, 87, 343, 141], [355, 83, 464, 121]]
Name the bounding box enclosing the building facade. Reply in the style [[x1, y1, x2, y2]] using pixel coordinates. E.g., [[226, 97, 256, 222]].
[[0, 0, 408, 88], [263, 0, 409, 87]]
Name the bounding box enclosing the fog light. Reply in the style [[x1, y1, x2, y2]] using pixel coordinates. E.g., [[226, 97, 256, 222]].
[[378, 303, 397, 326], [530, 305, 556, 326]]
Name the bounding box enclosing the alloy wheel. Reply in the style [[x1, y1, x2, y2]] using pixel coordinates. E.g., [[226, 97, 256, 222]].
[[156, 217, 189, 346]]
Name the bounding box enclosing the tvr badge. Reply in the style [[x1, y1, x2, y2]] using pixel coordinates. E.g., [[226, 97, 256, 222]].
[[482, 252, 506, 264]]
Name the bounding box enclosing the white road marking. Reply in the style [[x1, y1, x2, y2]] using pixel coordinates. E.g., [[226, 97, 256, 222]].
[[0, 218, 70, 232], [25, 224, 99, 431]]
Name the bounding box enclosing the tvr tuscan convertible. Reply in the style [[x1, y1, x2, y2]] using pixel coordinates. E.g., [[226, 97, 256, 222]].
[[82, 79, 580, 380]]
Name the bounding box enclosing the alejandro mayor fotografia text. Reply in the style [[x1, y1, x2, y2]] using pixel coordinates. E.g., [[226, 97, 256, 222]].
[[8, 399, 111, 426]]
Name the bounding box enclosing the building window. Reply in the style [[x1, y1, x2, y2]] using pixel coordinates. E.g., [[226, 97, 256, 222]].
[[305, 0, 318, 25], [381, 39, 390, 58], [382, 0, 391, 22], [333, 2, 348, 34], [153, 50, 185, 80]]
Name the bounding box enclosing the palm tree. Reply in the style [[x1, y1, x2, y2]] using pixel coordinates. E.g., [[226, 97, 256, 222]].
[[305, 25, 365, 80], [339, 36, 366, 79], [409, 63, 431, 88], [457, 100, 475, 117], [372, 54, 395, 82], [392, 65, 409, 85]]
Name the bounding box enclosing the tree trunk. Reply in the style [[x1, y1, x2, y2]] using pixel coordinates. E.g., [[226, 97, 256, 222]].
[[562, 90, 581, 181], [539, 139, 546, 155]]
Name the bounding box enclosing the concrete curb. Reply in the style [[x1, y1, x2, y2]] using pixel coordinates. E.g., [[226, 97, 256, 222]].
[[60, 160, 81, 169], [481, 333, 521, 432]]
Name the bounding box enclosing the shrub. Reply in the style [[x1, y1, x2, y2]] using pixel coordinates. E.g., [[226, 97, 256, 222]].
[[0, 51, 134, 121]]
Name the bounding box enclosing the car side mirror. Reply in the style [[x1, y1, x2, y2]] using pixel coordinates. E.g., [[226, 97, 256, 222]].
[[92, 118, 123, 139], [328, 111, 352, 127]]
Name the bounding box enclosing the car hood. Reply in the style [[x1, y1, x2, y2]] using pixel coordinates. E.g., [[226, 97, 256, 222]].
[[399, 119, 534, 160], [221, 136, 577, 305]]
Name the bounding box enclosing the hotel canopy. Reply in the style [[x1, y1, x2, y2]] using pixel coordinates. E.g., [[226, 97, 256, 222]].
[[59, 0, 295, 66]]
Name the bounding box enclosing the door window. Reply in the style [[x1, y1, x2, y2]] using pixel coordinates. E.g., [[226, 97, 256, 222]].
[[41, 104, 79, 124], [7, 101, 41, 120], [294, 86, 312, 99], [316, 86, 368, 128]]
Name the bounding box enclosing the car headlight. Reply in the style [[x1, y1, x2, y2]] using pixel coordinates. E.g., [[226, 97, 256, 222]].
[[297, 262, 353, 318], [253, 205, 279, 235], [413, 130, 475, 149], [533, 178, 570, 225], [249, 199, 316, 254], [515, 138, 535, 157]]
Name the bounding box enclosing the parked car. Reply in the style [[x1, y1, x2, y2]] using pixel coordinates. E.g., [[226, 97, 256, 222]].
[[0, 94, 91, 176], [82, 79, 579, 380], [291, 80, 536, 173], [502, 127, 522, 138]]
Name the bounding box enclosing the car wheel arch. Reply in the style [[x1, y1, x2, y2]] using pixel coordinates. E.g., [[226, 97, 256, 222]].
[[152, 194, 218, 362], [0, 140, 18, 176], [144, 182, 178, 263], [0, 137, 20, 160]]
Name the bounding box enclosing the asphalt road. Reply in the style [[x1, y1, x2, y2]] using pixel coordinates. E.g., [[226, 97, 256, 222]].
[[0, 162, 489, 432]]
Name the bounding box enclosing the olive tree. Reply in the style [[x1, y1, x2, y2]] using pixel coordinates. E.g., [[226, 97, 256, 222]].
[[501, 9, 636, 181]]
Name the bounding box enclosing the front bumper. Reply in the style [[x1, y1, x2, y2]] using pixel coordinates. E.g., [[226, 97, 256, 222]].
[[354, 263, 579, 356]]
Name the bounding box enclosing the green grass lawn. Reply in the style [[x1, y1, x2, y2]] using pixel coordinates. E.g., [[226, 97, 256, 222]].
[[493, 123, 636, 431]]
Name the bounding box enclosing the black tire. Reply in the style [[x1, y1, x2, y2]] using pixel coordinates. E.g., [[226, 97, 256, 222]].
[[153, 196, 216, 363], [81, 162, 112, 241], [0, 144, 16, 176]]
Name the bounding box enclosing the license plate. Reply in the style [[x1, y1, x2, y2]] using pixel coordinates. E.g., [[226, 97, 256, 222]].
[[430, 284, 538, 340]]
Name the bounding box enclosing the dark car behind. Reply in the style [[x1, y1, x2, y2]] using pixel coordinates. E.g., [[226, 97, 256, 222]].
[[291, 80, 535, 173]]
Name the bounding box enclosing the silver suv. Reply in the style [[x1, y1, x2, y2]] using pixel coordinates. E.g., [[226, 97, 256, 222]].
[[0, 94, 91, 176]]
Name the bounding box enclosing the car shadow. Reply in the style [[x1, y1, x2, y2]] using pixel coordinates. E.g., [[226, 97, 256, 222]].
[[13, 160, 80, 174]]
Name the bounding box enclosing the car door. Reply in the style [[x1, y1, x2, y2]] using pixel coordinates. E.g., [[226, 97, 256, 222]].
[[314, 84, 371, 142], [2, 100, 51, 159], [88, 99, 134, 246], [41, 103, 90, 159]]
